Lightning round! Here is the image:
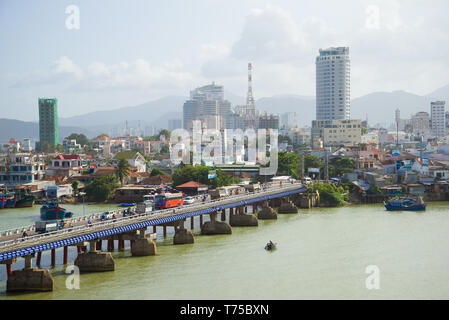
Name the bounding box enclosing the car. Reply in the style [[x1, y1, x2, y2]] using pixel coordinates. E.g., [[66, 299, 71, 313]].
[[184, 197, 195, 205]]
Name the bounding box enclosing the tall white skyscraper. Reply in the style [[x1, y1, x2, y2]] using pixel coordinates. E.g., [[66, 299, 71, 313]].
[[315, 47, 351, 121], [431, 101, 446, 137]]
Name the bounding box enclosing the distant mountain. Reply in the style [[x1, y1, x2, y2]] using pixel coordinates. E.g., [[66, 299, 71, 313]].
[[0, 119, 93, 145], [59, 96, 187, 128], [351, 91, 429, 125], [426, 84, 449, 101], [3, 83, 449, 143], [256, 95, 316, 126]]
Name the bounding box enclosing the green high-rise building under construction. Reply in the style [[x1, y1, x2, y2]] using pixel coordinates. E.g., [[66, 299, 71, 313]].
[[38, 98, 59, 148]]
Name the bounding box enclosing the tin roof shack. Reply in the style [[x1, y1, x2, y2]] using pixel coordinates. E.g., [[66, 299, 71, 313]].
[[363, 172, 391, 188], [114, 186, 152, 203], [406, 184, 426, 195], [176, 181, 208, 196]]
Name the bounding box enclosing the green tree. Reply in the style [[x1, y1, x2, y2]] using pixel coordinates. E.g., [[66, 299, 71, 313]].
[[160, 145, 169, 154], [277, 152, 300, 179], [72, 180, 79, 197], [115, 159, 131, 186], [85, 175, 119, 202], [65, 133, 90, 147], [150, 168, 166, 176], [308, 182, 347, 207]]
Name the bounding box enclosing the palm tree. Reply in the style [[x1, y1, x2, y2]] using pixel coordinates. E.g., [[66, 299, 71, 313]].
[[116, 159, 131, 186]]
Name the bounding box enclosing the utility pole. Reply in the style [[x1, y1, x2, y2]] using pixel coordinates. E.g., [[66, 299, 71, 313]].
[[324, 150, 329, 181], [301, 152, 305, 180]]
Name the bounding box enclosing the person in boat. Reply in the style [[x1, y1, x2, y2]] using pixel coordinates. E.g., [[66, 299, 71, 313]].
[[267, 240, 274, 248]]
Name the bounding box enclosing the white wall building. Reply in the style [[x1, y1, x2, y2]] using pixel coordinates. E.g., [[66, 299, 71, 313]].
[[431, 101, 446, 137], [315, 47, 351, 121]]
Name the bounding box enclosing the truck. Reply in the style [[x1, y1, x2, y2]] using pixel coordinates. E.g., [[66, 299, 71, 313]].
[[136, 200, 155, 214], [35, 220, 63, 233]]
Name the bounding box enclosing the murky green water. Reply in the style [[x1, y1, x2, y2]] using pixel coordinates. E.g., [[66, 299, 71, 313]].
[[1, 203, 449, 299]]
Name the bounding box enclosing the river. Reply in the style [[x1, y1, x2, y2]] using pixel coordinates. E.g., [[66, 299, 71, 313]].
[[1, 202, 449, 299]]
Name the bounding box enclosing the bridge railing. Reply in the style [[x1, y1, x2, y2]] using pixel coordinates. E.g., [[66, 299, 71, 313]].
[[0, 183, 303, 250]]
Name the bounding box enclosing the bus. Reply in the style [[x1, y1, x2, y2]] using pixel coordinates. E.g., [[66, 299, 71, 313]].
[[154, 193, 183, 209]]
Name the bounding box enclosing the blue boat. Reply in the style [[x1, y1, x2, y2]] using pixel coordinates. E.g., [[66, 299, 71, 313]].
[[40, 200, 73, 220], [0, 193, 7, 209], [384, 196, 426, 211], [117, 203, 135, 207], [265, 242, 277, 251]]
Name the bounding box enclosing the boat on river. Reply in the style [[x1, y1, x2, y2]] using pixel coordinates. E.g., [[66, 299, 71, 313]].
[[40, 200, 73, 220], [384, 196, 426, 211], [14, 187, 35, 208], [0, 192, 16, 209], [265, 242, 277, 251]]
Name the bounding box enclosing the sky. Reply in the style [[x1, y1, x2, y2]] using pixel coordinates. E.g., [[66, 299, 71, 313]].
[[1, 0, 449, 121]]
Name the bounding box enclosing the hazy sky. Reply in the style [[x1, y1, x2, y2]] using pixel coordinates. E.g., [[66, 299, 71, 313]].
[[1, 0, 448, 120]]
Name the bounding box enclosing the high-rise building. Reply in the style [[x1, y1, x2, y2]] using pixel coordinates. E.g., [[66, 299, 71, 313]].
[[258, 113, 280, 130], [168, 119, 182, 131], [315, 47, 351, 121], [412, 112, 430, 137], [38, 98, 59, 148], [431, 101, 446, 137], [183, 82, 232, 131]]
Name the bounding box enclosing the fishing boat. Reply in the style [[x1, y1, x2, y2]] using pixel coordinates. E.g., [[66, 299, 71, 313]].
[[0, 193, 7, 209], [265, 242, 277, 251], [40, 200, 73, 220], [384, 196, 426, 211], [14, 187, 35, 208], [4, 192, 16, 208]]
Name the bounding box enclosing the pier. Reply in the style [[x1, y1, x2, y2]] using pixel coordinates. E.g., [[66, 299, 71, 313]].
[[0, 183, 309, 292]]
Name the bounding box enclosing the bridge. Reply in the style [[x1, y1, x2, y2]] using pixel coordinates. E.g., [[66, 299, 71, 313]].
[[0, 183, 316, 292]]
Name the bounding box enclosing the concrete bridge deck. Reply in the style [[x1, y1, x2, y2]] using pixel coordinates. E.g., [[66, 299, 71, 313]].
[[0, 183, 306, 262]]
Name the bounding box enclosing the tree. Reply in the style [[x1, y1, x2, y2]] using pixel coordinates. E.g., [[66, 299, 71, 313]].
[[72, 180, 79, 197], [85, 175, 119, 202], [277, 152, 300, 179], [65, 133, 89, 147], [172, 165, 239, 188], [56, 144, 65, 153], [160, 145, 169, 154], [150, 168, 166, 176], [115, 159, 131, 186], [96, 133, 109, 138]]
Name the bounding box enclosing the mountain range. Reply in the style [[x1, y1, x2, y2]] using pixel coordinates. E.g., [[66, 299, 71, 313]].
[[1, 83, 449, 144]]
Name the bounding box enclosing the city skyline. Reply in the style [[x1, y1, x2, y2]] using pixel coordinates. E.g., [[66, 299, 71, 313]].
[[1, 0, 449, 120]]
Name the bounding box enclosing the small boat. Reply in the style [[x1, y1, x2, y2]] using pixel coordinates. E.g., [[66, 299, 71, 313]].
[[117, 203, 135, 207], [40, 200, 73, 220], [265, 242, 277, 251], [384, 196, 426, 211]]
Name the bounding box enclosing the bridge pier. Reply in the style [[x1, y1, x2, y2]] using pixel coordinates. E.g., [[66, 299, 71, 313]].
[[74, 240, 115, 273], [229, 207, 258, 227], [131, 228, 157, 256], [6, 255, 54, 292], [277, 197, 298, 214], [201, 211, 232, 235], [63, 246, 68, 265], [173, 220, 194, 245], [258, 201, 278, 219], [51, 248, 56, 267]]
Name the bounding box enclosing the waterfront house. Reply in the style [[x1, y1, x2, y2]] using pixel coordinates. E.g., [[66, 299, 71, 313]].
[[0, 153, 45, 186], [46, 154, 83, 177]]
